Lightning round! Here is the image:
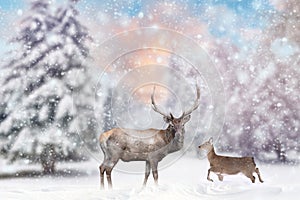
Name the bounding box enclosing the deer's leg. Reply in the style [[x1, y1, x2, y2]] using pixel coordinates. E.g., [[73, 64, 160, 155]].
[[106, 168, 113, 189], [106, 159, 119, 189], [150, 161, 158, 185], [100, 155, 110, 189], [250, 175, 255, 183], [99, 164, 106, 189], [143, 161, 151, 187], [244, 172, 255, 183], [207, 168, 213, 182], [217, 174, 224, 181], [255, 168, 264, 183]]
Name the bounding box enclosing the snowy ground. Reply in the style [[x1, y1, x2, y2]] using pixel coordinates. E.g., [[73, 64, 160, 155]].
[[0, 156, 299, 200]]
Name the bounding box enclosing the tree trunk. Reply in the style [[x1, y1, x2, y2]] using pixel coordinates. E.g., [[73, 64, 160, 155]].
[[274, 139, 287, 163], [277, 149, 287, 163], [40, 144, 57, 174]]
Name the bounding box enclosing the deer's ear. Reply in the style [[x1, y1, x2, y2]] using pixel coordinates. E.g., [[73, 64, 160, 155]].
[[209, 137, 213, 144], [163, 116, 171, 123], [182, 115, 191, 123]]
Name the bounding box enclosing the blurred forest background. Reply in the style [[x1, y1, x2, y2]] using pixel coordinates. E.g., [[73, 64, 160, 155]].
[[0, 0, 299, 174]]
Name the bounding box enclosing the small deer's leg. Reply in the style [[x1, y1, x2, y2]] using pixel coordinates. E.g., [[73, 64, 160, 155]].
[[150, 161, 158, 185], [244, 172, 255, 183], [99, 164, 106, 189], [143, 161, 151, 187], [207, 168, 213, 182], [255, 168, 264, 183], [251, 175, 255, 183], [217, 174, 224, 181]]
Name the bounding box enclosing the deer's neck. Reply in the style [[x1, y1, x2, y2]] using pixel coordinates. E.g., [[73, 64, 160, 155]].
[[207, 147, 217, 163], [165, 125, 176, 142], [166, 125, 185, 153]]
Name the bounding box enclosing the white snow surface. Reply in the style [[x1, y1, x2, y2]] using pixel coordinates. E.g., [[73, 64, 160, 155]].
[[0, 156, 299, 200]]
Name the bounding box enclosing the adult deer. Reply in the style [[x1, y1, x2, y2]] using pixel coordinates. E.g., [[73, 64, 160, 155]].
[[99, 85, 200, 189]]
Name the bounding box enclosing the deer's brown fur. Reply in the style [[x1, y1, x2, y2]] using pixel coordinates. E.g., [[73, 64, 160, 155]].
[[99, 85, 201, 189], [198, 138, 264, 183]]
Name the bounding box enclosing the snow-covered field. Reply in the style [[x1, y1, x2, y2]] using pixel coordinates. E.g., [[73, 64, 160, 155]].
[[0, 156, 299, 200]]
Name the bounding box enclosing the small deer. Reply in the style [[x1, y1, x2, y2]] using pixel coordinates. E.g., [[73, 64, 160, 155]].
[[198, 138, 263, 183], [99, 85, 201, 189]]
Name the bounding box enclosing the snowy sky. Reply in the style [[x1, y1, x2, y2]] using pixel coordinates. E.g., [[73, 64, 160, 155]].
[[0, 0, 275, 60]]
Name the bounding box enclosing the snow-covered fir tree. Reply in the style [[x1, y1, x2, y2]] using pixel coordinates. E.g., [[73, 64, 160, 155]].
[[0, 0, 97, 173]]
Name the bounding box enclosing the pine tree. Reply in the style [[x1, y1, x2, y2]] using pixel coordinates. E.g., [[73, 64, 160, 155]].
[[0, 0, 97, 173]]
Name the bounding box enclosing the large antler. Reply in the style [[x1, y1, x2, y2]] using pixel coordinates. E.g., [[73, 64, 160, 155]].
[[182, 84, 201, 116], [151, 86, 170, 118]]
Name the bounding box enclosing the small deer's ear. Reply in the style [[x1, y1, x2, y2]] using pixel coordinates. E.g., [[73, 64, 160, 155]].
[[209, 137, 213, 144]]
